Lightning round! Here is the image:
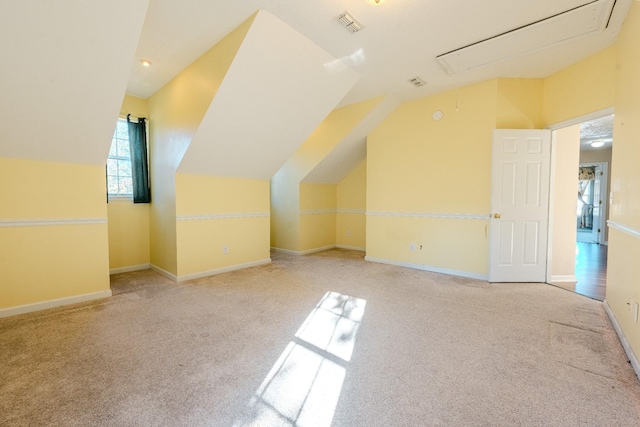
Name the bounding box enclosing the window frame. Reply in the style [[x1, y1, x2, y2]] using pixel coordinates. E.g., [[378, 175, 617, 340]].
[[107, 117, 134, 200]]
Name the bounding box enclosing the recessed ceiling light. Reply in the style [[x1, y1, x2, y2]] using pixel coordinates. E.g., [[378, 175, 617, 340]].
[[591, 140, 605, 148], [140, 59, 152, 67]]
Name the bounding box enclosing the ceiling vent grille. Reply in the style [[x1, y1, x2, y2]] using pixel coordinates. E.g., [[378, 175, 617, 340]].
[[338, 11, 363, 33], [408, 76, 427, 88]]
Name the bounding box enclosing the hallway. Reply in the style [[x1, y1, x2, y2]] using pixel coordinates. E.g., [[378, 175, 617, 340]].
[[548, 242, 607, 301], [574, 242, 607, 301]]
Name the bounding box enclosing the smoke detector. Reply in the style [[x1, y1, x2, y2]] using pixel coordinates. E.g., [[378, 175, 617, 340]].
[[408, 76, 427, 88], [338, 11, 363, 33]]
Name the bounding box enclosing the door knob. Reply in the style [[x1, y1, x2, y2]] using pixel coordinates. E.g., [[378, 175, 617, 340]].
[[493, 213, 501, 219]]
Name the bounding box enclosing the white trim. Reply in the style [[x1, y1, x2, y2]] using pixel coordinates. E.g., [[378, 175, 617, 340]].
[[578, 161, 608, 245], [336, 209, 365, 214], [0, 218, 108, 228], [0, 290, 112, 319], [546, 130, 559, 283], [546, 107, 614, 130], [150, 264, 178, 281], [107, 195, 134, 202], [270, 247, 301, 255], [177, 212, 270, 221], [299, 209, 336, 215], [604, 300, 640, 381], [271, 245, 340, 255], [110, 263, 150, 275], [366, 211, 490, 220], [177, 258, 271, 282], [365, 256, 488, 280], [549, 275, 577, 283], [336, 244, 365, 252], [299, 245, 337, 255], [608, 220, 640, 240]]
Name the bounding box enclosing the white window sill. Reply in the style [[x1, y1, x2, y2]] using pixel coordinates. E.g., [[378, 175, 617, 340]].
[[108, 195, 134, 202]]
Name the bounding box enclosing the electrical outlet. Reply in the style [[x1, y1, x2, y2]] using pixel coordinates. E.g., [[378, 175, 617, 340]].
[[347, 230, 351, 237], [410, 243, 415, 251], [223, 245, 228, 254]]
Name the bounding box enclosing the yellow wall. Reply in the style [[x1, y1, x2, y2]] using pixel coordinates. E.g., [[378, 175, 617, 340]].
[[367, 80, 497, 276], [175, 174, 270, 277], [549, 125, 580, 280], [107, 95, 150, 271], [336, 160, 366, 250], [299, 183, 336, 252], [107, 201, 150, 270], [543, 44, 617, 126], [606, 3, 640, 360], [147, 15, 254, 275], [0, 158, 110, 309], [496, 78, 544, 129], [271, 97, 384, 252]]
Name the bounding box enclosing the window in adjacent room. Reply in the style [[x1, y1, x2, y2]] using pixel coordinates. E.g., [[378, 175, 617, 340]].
[[107, 119, 133, 197]]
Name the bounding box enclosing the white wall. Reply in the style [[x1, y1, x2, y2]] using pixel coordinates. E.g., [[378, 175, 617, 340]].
[[549, 125, 581, 283]]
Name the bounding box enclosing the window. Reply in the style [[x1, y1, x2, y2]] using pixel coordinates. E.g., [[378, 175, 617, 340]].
[[107, 119, 133, 196]]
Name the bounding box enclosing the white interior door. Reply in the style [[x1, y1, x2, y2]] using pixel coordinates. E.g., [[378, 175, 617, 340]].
[[489, 129, 551, 282]]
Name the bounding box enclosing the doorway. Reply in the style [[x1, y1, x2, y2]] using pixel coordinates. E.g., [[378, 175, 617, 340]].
[[573, 115, 613, 300], [547, 111, 612, 301]]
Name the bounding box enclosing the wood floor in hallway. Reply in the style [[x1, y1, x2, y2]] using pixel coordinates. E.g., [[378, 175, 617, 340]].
[[549, 242, 607, 301]]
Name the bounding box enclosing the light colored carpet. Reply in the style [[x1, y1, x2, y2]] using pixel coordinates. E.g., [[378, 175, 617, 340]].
[[1, 249, 639, 426]]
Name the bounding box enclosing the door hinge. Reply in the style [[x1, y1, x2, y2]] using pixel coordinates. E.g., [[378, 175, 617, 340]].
[[598, 228, 601, 233]]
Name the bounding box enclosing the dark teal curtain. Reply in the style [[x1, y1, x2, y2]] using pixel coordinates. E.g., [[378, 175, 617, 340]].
[[127, 115, 151, 203]]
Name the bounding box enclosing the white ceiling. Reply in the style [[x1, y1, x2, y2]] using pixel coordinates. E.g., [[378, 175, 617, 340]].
[[178, 10, 360, 179], [127, 0, 632, 106], [580, 114, 614, 151], [0, 0, 149, 165]]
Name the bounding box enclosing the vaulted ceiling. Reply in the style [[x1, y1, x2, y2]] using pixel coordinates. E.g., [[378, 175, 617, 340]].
[[128, 0, 632, 106], [0, 1, 631, 173]]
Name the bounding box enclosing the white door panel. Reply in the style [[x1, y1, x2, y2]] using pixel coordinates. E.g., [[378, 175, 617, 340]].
[[490, 130, 551, 282]]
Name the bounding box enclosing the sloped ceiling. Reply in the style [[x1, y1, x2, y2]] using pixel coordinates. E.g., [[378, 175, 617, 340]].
[[128, 0, 632, 107], [303, 96, 401, 184], [0, 1, 150, 165], [177, 10, 360, 179]]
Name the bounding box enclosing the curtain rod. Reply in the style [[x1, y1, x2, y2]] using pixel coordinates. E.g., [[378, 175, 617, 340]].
[[119, 113, 147, 121]]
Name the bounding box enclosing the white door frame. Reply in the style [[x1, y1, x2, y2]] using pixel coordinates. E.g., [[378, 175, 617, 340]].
[[544, 107, 614, 283], [577, 161, 608, 244]]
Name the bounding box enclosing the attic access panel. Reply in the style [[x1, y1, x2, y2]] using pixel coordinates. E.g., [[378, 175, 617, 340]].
[[437, 0, 616, 75]]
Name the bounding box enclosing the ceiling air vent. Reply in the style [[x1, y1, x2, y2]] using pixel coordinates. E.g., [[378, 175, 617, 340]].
[[338, 11, 363, 33], [408, 76, 427, 88]]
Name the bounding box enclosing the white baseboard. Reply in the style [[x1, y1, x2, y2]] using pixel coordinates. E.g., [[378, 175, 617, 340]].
[[271, 245, 337, 256], [336, 244, 365, 252], [298, 245, 337, 255], [0, 290, 112, 319], [177, 258, 271, 282], [604, 300, 640, 380], [150, 264, 178, 281], [364, 256, 488, 281], [270, 247, 301, 255], [549, 275, 577, 283], [110, 263, 150, 275]]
